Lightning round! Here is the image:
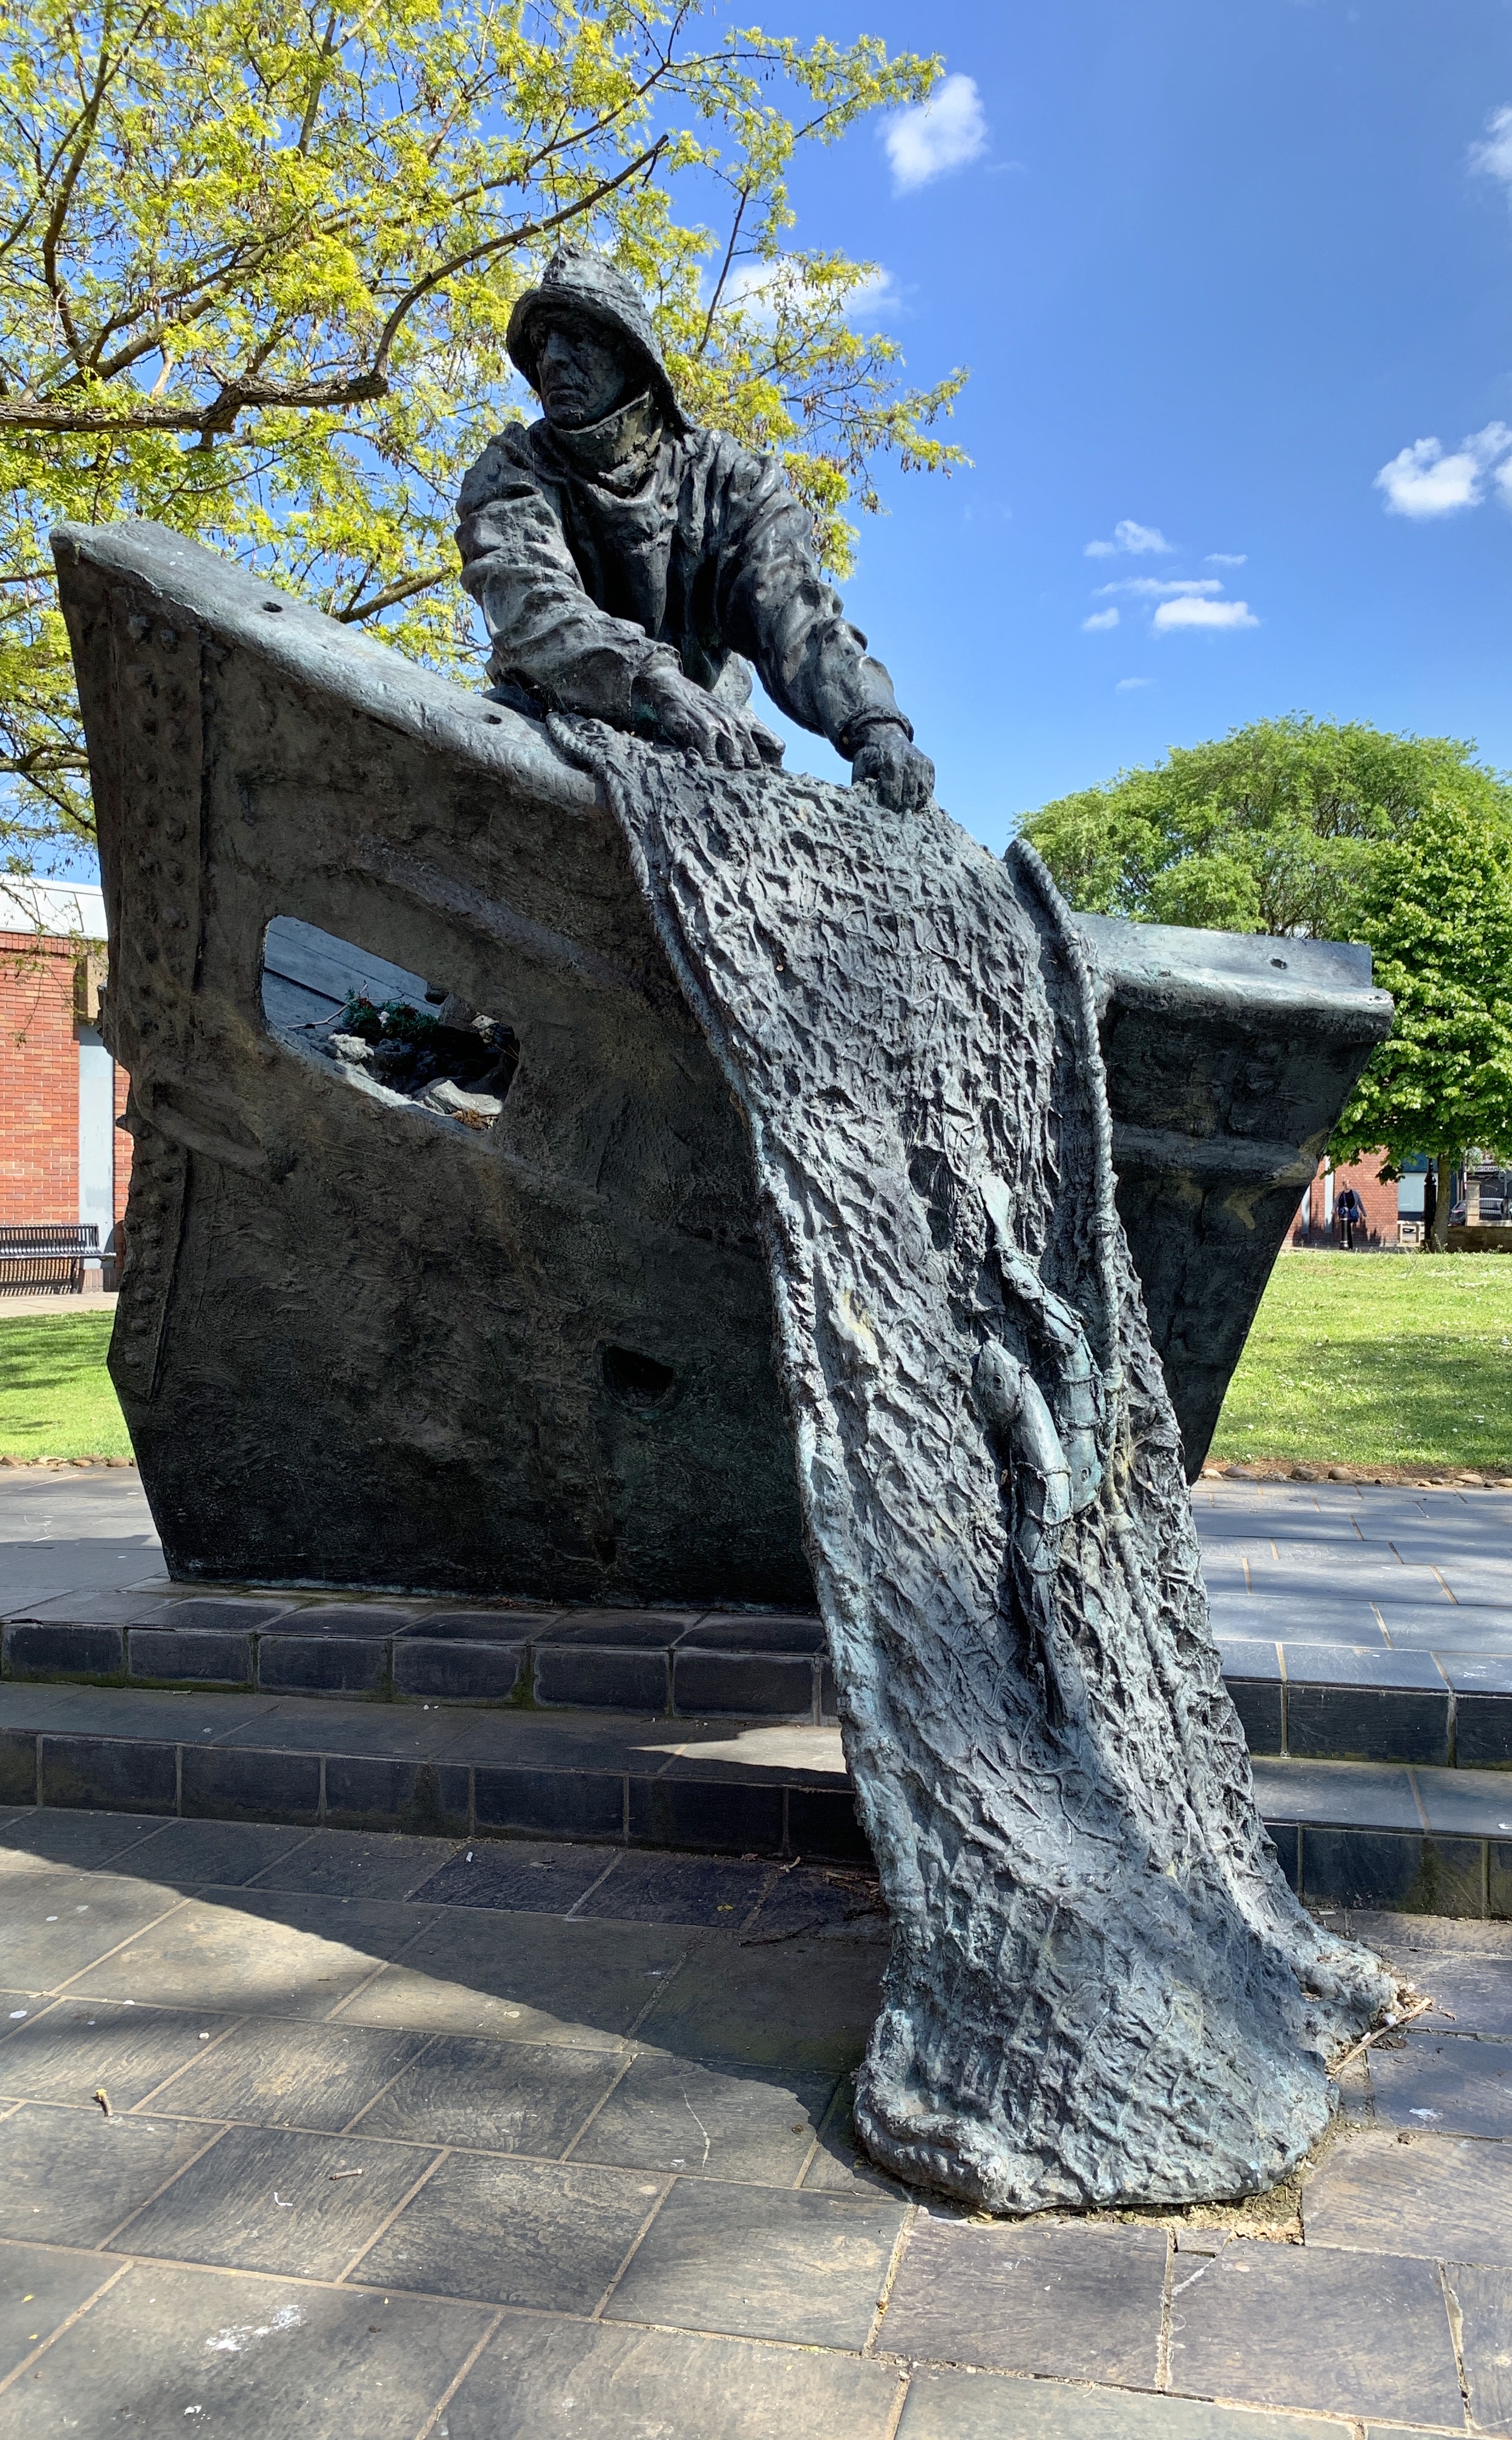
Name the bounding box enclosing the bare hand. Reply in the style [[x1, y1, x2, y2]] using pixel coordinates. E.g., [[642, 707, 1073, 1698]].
[[851, 722, 934, 815], [636, 664, 784, 772]]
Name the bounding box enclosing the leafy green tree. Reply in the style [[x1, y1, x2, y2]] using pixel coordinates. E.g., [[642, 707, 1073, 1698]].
[[1332, 799, 1512, 1248], [1023, 713, 1512, 1248], [0, 0, 966, 864], [1020, 715, 1512, 940]]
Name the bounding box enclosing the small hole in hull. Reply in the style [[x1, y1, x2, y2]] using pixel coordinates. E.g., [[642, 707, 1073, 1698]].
[[602, 1345, 676, 1409]]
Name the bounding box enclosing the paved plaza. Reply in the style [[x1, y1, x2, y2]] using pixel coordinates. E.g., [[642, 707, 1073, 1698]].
[[1193, 1474, 1512, 1657], [0, 1469, 1511, 2431], [0, 1809, 1507, 2435]]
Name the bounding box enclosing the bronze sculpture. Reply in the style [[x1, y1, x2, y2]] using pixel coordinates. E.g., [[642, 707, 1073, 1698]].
[[53, 249, 1398, 2215], [457, 246, 935, 815], [453, 248, 1393, 2209]]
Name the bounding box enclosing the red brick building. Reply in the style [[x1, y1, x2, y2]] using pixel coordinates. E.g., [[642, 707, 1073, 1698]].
[[1289, 1151, 1404, 1249], [0, 881, 130, 1279]]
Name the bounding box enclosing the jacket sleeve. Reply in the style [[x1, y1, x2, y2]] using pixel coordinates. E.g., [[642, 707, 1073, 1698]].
[[455, 430, 679, 724], [709, 443, 912, 754]]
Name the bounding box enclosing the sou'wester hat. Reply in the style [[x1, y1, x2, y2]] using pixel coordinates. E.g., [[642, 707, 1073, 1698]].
[[506, 245, 690, 433]]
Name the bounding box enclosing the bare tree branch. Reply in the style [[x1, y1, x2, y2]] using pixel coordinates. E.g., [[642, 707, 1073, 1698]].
[[697, 187, 748, 357], [297, 9, 340, 152], [335, 563, 450, 623], [0, 366, 388, 433], [37, 27, 120, 364], [369, 138, 667, 376], [0, 2, 152, 266]]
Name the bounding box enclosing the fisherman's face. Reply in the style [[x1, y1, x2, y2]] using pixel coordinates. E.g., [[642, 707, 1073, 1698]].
[[535, 317, 634, 428]]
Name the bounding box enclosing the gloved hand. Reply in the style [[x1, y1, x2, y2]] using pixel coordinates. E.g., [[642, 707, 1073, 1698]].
[[851, 720, 934, 815], [635, 663, 785, 771]]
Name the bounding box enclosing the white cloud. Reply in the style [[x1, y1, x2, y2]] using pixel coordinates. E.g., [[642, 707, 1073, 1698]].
[[844, 268, 902, 322], [1084, 519, 1173, 559], [1152, 595, 1258, 632], [1082, 607, 1119, 631], [1375, 422, 1512, 518], [884, 74, 988, 194], [1470, 105, 1512, 195], [1094, 577, 1222, 599], [1206, 552, 1247, 566], [718, 260, 899, 329], [719, 261, 781, 321], [1116, 677, 1151, 691]]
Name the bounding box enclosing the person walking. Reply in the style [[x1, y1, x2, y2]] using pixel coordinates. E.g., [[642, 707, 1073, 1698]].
[[1335, 1184, 1363, 1250]]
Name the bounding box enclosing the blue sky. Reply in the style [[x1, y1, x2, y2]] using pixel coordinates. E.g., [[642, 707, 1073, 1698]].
[[57, 3, 1512, 874], [746, 0, 1512, 852]]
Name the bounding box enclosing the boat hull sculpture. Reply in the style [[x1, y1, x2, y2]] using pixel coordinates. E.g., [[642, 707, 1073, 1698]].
[[56, 517, 1396, 2212], [56, 521, 1388, 1605]]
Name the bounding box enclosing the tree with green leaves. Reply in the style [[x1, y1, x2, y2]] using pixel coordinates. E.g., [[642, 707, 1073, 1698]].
[[1330, 798, 1512, 1248], [1022, 713, 1512, 1248], [0, 0, 966, 866], [1020, 714, 1512, 941]]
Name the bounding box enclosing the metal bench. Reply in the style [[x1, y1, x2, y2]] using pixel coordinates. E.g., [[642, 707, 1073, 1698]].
[[0, 1224, 100, 1293]]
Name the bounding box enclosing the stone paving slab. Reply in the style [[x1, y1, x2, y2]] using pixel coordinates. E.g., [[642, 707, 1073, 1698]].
[[1352, 2028, 1512, 2136], [1167, 2240, 1464, 2425], [0, 1814, 1507, 2433], [0, 2257, 493, 2438], [883, 2219, 1168, 2386], [1303, 2128, 1512, 2263], [449, 2317, 904, 2440], [897, 2377, 1359, 2439]]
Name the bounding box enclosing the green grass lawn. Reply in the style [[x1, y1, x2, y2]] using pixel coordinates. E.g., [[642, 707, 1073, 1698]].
[[1211, 1251, 1512, 1473], [2, 1254, 1510, 1473], [0, 1311, 132, 1460]]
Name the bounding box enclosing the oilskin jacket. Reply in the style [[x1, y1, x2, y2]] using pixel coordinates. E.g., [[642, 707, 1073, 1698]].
[[455, 395, 912, 753]]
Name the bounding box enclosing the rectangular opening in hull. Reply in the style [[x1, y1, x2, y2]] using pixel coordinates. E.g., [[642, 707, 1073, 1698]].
[[260, 916, 518, 1131]]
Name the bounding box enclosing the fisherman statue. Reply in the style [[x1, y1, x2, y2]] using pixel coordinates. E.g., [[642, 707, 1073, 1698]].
[[53, 241, 1398, 2213], [446, 248, 1395, 2219], [456, 245, 935, 816]]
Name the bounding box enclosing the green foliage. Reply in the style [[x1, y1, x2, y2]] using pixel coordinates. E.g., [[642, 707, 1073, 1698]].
[[336, 995, 387, 1044], [1332, 796, 1512, 1171], [336, 994, 436, 1043], [1211, 1251, 1512, 1474], [1022, 710, 1512, 1184], [0, 0, 967, 862], [1020, 715, 1512, 940]]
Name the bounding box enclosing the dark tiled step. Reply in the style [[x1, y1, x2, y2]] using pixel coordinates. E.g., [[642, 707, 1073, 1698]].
[[1255, 1756, 1512, 1920], [7, 1685, 1512, 1921], [1222, 1637, 1512, 1769], [0, 1683, 865, 1864], [1, 1596, 834, 1722], [8, 1597, 1512, 1771]]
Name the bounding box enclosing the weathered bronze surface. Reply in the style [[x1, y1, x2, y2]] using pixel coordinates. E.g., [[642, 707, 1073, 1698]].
[[457, 243, 936, 817], [56, 505, 1397, 2216], [55, 520, 1387, 1598]]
